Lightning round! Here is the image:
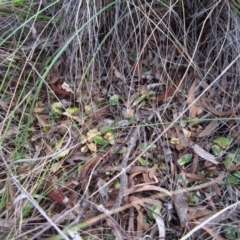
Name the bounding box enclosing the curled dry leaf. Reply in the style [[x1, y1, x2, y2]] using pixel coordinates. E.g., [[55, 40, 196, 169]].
[[124, 185, 172, 198], [200, 95, 234, 116]]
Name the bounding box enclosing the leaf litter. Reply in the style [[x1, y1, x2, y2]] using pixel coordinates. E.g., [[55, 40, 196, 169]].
[[1, 1, 240, 239]]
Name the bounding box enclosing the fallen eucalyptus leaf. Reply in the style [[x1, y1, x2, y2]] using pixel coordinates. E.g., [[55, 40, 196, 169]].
[[191, 143, 219, 165]]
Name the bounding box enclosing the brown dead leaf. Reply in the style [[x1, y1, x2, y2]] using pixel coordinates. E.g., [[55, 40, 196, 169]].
[[35, 114, 49, 127], [175, 127, 189, 150], [127, 207, 135, 233], [198, 209, 231, 225], [187, 79, 203, 117], [89, 106, 112, 119], [130, 166, 150, 173], [187, 206, 213, 222], [45, 181, 73, 208], [185, 173, 208, 183], [50, 83, 71, 95], [148, 164, 158, 180], [136, 207, 144, 236], [129, 164, 158, 186], [123, 196, 146, 236], [157, 87, 175, 101], [173, 192, 188, 227], [79, 153, 104, 191], [189, 153, 199, 174], [197, 120, 219, 138], [212, 183, 222, 197]]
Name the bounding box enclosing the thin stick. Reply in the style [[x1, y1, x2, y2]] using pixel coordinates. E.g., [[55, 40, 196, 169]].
[[113, 126, 139, 209], [180, 201, 240, 240]]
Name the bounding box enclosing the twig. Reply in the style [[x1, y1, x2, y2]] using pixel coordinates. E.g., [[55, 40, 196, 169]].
[[113, 126, 139, 209], [36, 173, 224, 240], [180, 200, 240, 240]]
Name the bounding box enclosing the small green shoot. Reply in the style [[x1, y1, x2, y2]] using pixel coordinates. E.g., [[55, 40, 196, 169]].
[[109, 94, 119, 105], [115, 179, 120, 189], [213, 137, 231, 149], [66, 107, 79, 115], [138, 157, 147, 165], [93, 135, 109, 146], [223, 222, 240, 239], [177, 154, 193, 166], [147, 204, 162, 219]]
